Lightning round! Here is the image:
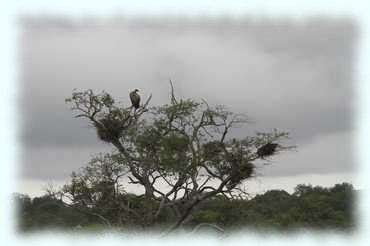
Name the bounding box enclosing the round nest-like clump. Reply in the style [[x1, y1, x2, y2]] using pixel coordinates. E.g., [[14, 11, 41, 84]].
[[94, 116, 124, 143], [226, 163, 255, 189], [257, 143, 278, 158]]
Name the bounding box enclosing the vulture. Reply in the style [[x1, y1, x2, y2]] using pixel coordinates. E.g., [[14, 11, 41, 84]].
[[257, 143, 278, 158], [129, 89, 140, 109]]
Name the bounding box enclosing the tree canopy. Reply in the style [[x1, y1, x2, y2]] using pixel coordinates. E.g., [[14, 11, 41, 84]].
[[58, 84, 294, 231], [16, 183, 355, 232]]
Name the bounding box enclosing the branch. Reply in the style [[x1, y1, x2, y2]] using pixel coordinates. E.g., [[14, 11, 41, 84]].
[[58, 198, 112, 227], [169, 79, 178, 105], [192, 223, 224, 233]]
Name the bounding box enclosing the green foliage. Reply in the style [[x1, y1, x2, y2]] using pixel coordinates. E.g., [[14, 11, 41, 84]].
[[192, 210, 222, 224], [16, 183, 355, 232], [189, 182, 356, 230], [15, 194, 89, 231], [63, 87, 296, 231], [82, 223, 109, 231], [65, 88, 293, 192]]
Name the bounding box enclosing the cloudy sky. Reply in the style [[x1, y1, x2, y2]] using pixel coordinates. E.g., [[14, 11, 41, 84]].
[[19, 17, 357, 197]]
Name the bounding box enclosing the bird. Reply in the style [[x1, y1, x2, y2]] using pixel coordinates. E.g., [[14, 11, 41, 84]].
[[129, 89, 140, 110], [257, 143, 279, 158]]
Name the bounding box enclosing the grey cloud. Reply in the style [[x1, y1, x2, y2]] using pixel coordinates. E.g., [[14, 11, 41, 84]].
[[20, 144, 111, 180]]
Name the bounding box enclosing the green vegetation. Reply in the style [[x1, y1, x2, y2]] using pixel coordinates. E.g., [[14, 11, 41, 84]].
[[16, 182, 355, 232], [58, 86, 293, 231], [18, 86, 355, 233]]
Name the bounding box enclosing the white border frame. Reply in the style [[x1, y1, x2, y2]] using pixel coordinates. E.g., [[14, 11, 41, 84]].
[[1, 1, 369, 245]]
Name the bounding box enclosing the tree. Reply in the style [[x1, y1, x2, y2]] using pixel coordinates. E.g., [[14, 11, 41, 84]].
[[15, 193, 90, 231], [62, 83, 293, 231], [17, 183, 355, 231]]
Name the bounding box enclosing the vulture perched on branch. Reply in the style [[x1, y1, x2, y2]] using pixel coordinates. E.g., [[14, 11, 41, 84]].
[[257, 143, 278, 158], [130, 89, 140, 109]]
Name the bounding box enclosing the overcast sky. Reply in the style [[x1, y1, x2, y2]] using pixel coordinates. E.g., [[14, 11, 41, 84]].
[[18, 18, 357, 196]]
